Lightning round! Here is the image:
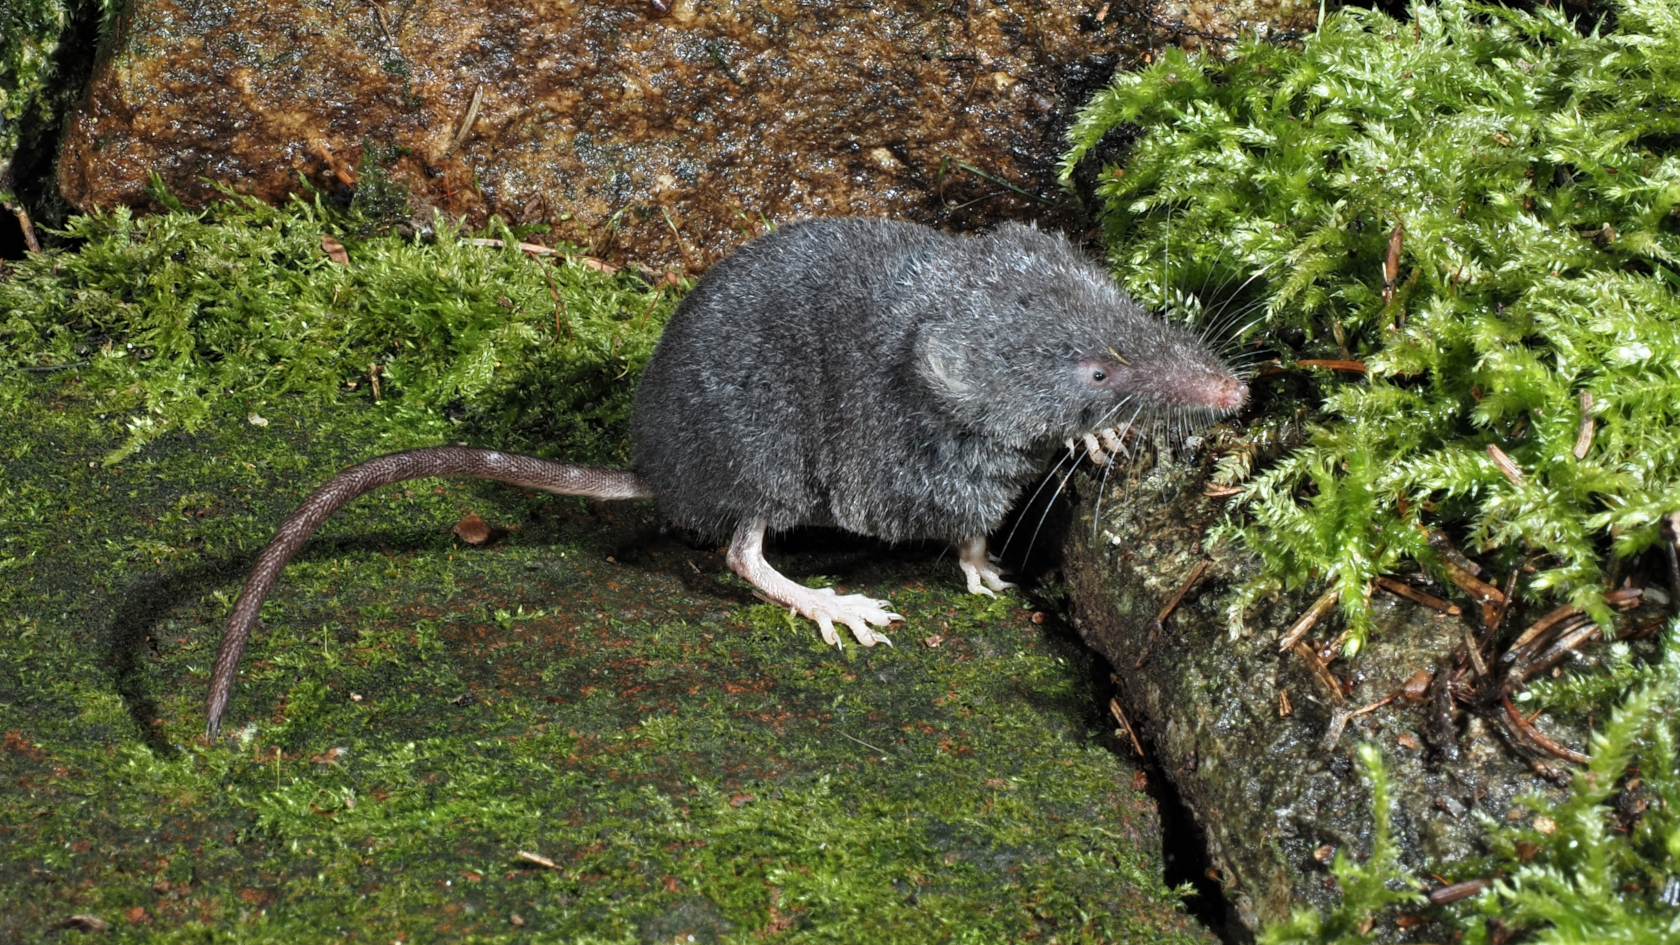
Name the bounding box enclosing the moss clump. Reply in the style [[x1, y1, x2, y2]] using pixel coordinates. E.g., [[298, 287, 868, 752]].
[[1, 0, 120, 212], [1, 0, 70, 191], [1456, 627, 1680, 943], [1064, 0, 1680, 649], [0, 189, 678, 463]]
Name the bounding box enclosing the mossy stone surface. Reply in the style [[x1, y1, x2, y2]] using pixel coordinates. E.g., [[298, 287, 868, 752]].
[[0, 332, 1209, 942], [1061, 447, 1676, 936]]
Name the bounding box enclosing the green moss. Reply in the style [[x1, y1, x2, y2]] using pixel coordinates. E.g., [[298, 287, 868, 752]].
[[1064, 0, 1680, 650], [1, 0, 66, 192], [1064, 4, 1680, 938], [1458, 624, 1680, 944], [1, 189, 676, 463]]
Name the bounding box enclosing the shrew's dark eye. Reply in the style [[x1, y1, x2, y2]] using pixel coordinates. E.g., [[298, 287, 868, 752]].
[[1090, 368, 1107, 382]]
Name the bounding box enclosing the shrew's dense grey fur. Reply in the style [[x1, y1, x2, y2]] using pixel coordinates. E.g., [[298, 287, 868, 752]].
[[632, 218, 1242, 542], [203, 217, 1245, 736]]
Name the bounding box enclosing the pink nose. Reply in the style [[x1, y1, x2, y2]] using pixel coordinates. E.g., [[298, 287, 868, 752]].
[[1218, 379, 1249, 411]]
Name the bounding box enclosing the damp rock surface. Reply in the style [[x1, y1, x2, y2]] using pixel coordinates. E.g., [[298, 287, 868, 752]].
[[2, 0, 104, 246], [54, 0, 1315, 266], [59, 0, 1111, 265], [1059, 453, 1624, 933]]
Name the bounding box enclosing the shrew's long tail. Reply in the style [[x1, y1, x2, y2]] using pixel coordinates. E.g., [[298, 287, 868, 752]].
[[205, 446, 652, 736]]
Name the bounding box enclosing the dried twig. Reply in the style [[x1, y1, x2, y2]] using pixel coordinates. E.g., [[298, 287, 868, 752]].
[[838, 730, 895, 759], [4, 201, 41, 253], [1278, 586, 1340, 652], [1157, 559, 1210, 625], [1428, 878, 1491, 905], [1291, 641, 1346, 705], [468, 237, 563, 256], [1625, 615, 1669, 640], [1109, 698, 1147, 759], [1135, 561, 1209, 668], [1348, 691, 1399, 719], [1427, 530, 1486, 576], [1439, 556, 1504, 606], [1502, 695, 1589, 764], [1462, 626, 1488, 679], [1501, 604, 1583, 664], [1573, 390, 1595, 459], [1605, 586, 1644, 609], [1515, 620, 1602, 683], [1383, 221, 1405, 305], [371, 2, 396, 47], [1296, 358, 1368, 374], [1424, 530, 1507, 625], [1480, 566, 1520, 642], [1373, 576, 1461, 615], [450, 83, 485, 153], [516, 850, 562, 870], [1487, 443, 1525, 485]]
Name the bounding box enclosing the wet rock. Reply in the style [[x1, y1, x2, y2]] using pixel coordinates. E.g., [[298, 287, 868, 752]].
[[2, 0, 72, 193], [55, 0, 1314, 267], [1140, 0, 1317, 49], [1061, 453, 1575, 932], [2, 0, 105, 251]]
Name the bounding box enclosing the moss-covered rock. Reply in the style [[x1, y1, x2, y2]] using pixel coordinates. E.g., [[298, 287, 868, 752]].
[[1, 0, 72, 193], [1059, 1, 1680, 939]]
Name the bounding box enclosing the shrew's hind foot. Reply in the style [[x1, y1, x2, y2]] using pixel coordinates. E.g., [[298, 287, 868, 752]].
[[957, 535, 1016, 598], [780, 585, 901, 648], [726, 517, 901, 647]]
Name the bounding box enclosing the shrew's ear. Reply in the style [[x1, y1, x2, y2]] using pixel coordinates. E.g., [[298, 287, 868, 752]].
[[914, 326, 974, 397]]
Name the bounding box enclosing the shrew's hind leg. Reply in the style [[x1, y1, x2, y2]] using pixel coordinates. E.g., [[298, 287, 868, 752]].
[[726, 517, 900, 647], [957, 535, 1016, 597]]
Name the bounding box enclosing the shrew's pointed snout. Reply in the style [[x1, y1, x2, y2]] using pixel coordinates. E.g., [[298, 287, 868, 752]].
[[1171, 370, 1248, 413], [1213, 376, 1248, 412]]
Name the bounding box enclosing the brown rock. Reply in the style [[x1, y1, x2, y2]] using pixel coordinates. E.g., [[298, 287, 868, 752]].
[[58, 0, 1114, 266], [57, 0, 1317, 267]]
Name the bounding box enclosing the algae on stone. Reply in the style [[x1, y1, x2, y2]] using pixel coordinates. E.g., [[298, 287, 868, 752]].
[[1257, 624, 1680, 945]]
